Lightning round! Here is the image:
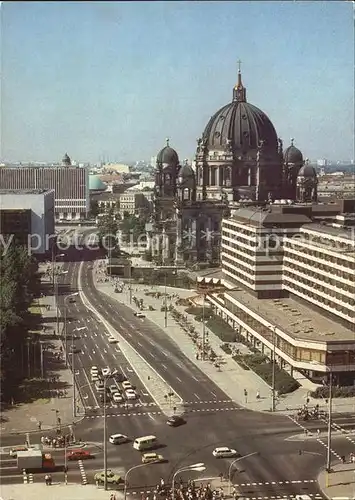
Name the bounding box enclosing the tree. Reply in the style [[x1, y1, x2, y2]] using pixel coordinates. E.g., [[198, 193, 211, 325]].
[[97, 210, 119, 253], [89, 199, 100, 218], [119, 214, 146, 243], [0, 242, 39, 402]]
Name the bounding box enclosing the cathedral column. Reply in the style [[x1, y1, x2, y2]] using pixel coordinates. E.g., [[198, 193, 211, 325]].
[[175, 211, 184, 265], [206, 217, 213, 261]]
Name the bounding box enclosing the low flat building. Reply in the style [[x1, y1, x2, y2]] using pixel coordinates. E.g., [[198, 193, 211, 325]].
[[201, 200, 355, 384], [118, 190, 151, 217], [0, 189, 55, 255]]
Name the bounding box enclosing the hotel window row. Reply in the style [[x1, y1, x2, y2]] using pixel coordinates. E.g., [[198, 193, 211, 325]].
[[284, 240, 355, 270]]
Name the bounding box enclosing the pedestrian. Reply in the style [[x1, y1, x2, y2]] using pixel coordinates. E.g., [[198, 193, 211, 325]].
[[38, 421, 42, 430], [317, 429, 320, 436], [256, 391, 260, 400], [45, 474, 49, 485]]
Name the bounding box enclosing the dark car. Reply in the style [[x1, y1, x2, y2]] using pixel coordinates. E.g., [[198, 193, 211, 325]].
[[115, 372, 126, 383], [167, 415, 186, 427], [69, 346, 81, 354]]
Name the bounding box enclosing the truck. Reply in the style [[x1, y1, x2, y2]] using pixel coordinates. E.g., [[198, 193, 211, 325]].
[[17, 449, 55, 471]]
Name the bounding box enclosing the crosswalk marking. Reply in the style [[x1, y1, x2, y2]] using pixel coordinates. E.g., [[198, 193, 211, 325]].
[[78, 459, 88, 485], [85, 407, 242, 419], [233, 479, 316, 487], [84, 399, 237, 410]]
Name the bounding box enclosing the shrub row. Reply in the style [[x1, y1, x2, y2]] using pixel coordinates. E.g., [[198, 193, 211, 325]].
[[311, 386, 355, 399], [232, 353, 300, 394]]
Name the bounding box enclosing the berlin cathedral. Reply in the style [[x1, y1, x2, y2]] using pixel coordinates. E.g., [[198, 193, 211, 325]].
[[147, 66, 318, 265]]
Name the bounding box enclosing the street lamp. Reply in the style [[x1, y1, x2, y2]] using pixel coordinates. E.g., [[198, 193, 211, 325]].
[[103, 369, 117, 491], [52, 252, 65, 295], [63, 292, 79, 366], [310, 358, 333, 488], [123, 463, 154, 500], [154, 267, 167, 327], [71, 325, 87, 417], [172, 463, 206, 499], [55, 269, 68, 334], [228, 452, 258, 495], [271, 325, 277, 412]]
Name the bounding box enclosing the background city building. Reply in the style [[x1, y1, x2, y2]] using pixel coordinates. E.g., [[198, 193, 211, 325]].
[[0, 154, 89, 220], [0, 188, 55, 254]]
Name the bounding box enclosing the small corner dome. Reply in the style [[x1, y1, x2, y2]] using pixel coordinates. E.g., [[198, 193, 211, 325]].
[[284, 140, 303, 164], [178, 163, 195, 189], [178, 162, 195, 179], [156, 139, 179, 166], [297, 164, 317, 178]]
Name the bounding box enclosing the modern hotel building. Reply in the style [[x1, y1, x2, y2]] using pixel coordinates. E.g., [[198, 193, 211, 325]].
[[200, 199, 355, 384]]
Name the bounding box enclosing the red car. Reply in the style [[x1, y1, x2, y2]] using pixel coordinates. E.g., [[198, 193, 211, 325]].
[[66, 450, 93, 461]]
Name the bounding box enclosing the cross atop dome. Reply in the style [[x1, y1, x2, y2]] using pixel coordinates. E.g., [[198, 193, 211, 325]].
[[166, 137, 170, 147], [233, 59, 246, 103]]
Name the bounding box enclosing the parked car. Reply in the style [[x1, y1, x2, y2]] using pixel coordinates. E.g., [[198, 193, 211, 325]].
[[9, 446, 28, 458], [66, 450, 93, 461], [125, 389, 137, 400], [122, 381, 132, 390], [166, 415, 186, 427], [109, 384, 118, 394], [108, 336, 118, 344], [212, 447, 239, 458], [94, 470, 122, 485], [109, 434, 129, 445], [112, 392, 124, 403], [134, 312, 145, 318], [102, 368, 111, 377], [141, 452, 165, 464]]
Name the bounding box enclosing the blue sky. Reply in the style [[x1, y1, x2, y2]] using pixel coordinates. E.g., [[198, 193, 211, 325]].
[[1, 1, 353, 163]]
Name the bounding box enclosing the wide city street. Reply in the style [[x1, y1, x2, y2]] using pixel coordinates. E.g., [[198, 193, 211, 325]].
[[1, 245, 354, 499]]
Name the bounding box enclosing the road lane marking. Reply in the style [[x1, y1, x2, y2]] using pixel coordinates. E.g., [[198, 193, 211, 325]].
[[211, 391, 217, 397], [148, 413, 155, 421], [194, 393, 201, 400], [176, 377, 182, 383], [162, 364, 168, 370], [137, 342, 143, 347]]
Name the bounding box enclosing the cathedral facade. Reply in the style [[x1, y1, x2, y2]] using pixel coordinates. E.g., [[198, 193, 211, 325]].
[[148, 67, 318, 265]]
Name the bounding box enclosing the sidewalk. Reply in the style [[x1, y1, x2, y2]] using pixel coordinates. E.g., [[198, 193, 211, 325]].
[[0, 263, 83, 436], [93, 262, 355, 415], [0, 482, 121, 500], [318, 463, 355, 500]]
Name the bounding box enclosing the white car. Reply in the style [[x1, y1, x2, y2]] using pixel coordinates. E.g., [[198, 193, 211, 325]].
[[108, 336, 118, 344], [102, 368, 111, 377], [109, 434, 129, 445], [112, 392, 124, 403], [212, 447, 239, 458], [134, 312, 145, 318], [91, 374, 99, 382], [125, 389, 137, 400], [122, 381, 132, 390], [90, 366, 99, 374]]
